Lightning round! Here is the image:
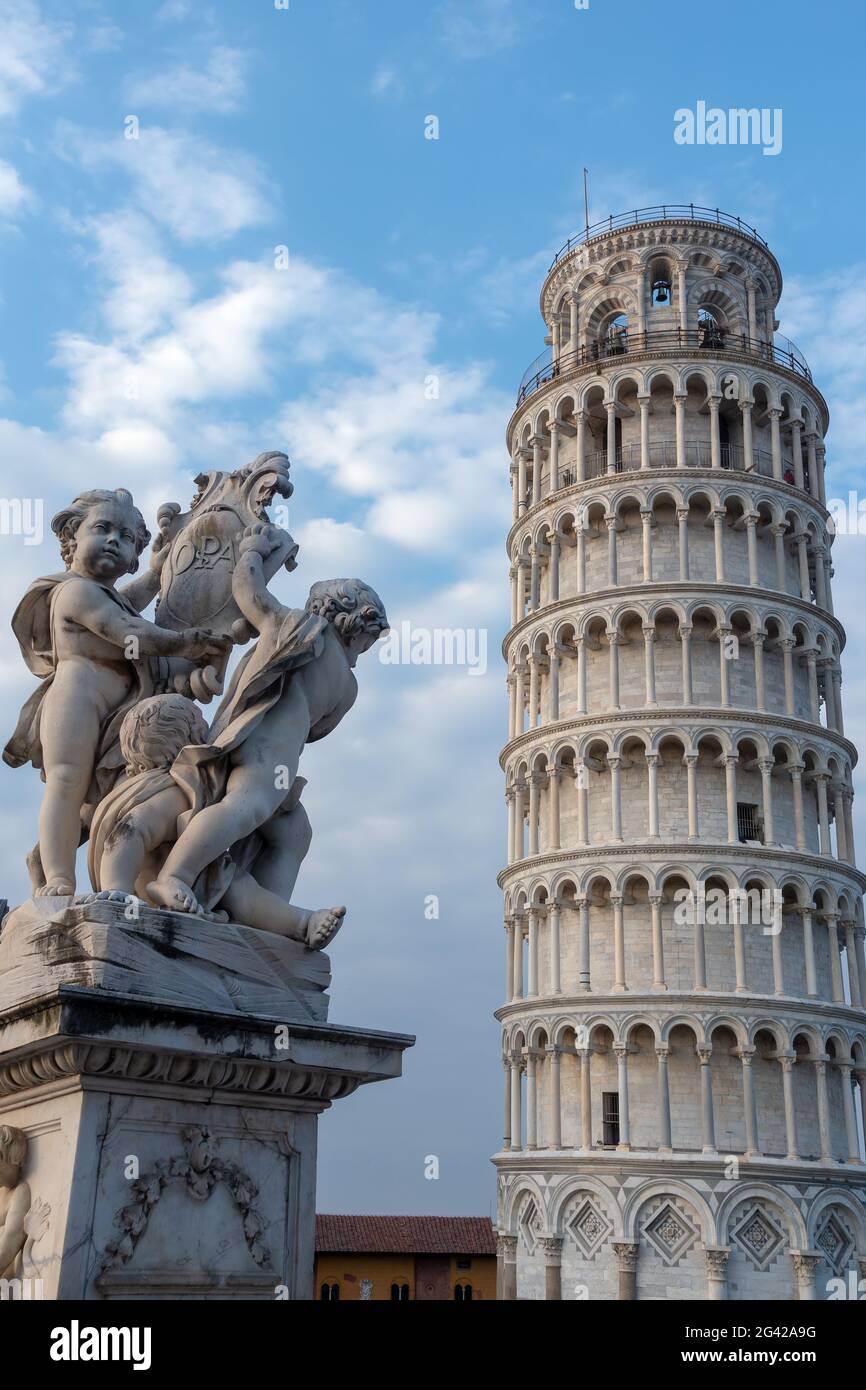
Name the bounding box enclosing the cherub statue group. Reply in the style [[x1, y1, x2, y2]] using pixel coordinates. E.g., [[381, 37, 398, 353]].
[[2, 453, 387, 953]]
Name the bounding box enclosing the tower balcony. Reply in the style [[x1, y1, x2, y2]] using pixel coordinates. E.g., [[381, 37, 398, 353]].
[[517, 328, 812, 409]]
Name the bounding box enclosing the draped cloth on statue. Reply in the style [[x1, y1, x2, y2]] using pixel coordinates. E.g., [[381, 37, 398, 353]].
[[2, 574, 166, 803]]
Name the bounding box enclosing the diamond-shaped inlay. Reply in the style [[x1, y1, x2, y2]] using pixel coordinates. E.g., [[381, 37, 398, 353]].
[[642, 1201, 698, 1267], [815, 1212, 854, 1275], [730, 1204, 786, 1272], [565, 1197, 613, 1260], [518, 1197, 542, 1255]]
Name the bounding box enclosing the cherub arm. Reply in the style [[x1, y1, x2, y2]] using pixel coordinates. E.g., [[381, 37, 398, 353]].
[[120, 503, 180, 613], [231, 525, 297, 632], [0, 1181, 30, 1271], [56, 579, 230, 662]]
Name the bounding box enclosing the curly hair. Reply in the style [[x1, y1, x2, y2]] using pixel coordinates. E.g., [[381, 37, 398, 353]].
[[119, 695, 209, 774], [304, 578, 388, 640], [0, 1124, 27, 1172], [51, 489, 151, 571]]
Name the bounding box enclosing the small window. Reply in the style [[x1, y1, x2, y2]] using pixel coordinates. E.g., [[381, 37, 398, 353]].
[[320, 1281, 340, 1301], [390, 1282, 410, 1301], [456, 1258, 471, 1271], [737, 802, 762, 843], [454, 1282, 473, 1301], [602, 1091, 620, 1146]]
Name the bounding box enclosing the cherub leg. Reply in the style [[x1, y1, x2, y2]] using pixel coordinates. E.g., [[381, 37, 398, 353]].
[[37, 697, 101, 895], [251, 799, 312, 900], [98, 815, 148, 896], [221, 870, 345, 949]]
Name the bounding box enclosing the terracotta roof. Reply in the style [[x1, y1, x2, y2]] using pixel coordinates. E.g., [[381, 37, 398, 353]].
[[316, 1215, 496, 1256]]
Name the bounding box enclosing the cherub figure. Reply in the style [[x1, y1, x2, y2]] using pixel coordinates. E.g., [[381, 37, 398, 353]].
[[2, 488, 230, 897], [147, 524, 388, 918], [0, 1125, 50, 1284], [87, 692, 344, 949]]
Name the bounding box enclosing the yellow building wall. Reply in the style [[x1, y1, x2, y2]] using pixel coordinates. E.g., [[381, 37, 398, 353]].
[[314, 1253, 497, 1301]]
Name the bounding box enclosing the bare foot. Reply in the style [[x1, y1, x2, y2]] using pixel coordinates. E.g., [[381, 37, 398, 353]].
[[146, 876, 202, 915], [306, 906, 346, 950], [35, 878, 75, 898]]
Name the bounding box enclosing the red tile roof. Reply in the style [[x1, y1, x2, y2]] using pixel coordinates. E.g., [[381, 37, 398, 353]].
[[316, 1215, 496, 1256]]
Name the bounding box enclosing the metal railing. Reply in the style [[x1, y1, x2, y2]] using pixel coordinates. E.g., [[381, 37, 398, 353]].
[[516, 328, 812, 405], [548, 204, 769, 270]]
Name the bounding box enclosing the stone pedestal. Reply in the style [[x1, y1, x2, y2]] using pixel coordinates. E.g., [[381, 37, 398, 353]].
[[0, 899, 412, 1300]]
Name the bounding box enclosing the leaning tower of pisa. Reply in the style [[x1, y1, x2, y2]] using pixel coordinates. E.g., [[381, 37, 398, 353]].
[[495, 206, 866, 1302]]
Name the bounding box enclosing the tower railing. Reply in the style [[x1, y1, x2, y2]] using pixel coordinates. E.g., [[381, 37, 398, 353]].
[[548, 204, 769, 269], [517, 328, 812, 406]]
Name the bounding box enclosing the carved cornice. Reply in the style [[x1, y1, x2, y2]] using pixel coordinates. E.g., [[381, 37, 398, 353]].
[[0, 1039, 366, 1104], [496, 840, 866, 894], [499, 705, 859, 771], [494, 989, 866, 1031]]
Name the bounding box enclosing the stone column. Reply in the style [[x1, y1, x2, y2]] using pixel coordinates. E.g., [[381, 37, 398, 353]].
[[613, 1242, 639, 1301], [608, 633, 620, 709], [575, 411, 586, 482], [718, 626, 731, 708], [825, 912, 844, 1002], [791, 420, 804, 490], [527, 653, 539, 730], [832, 668, 844, 735], [512, 916, 524, 999], [791, 1252, 820, 1302], [705, 1248, 730, 1301], [724, 754, 738, 843], [649, 892, 666, 988], [608, 755, 623, 841], [815, 1056, 833, 1163], [512, 778, 525, 863], [547, 1045, 562, 1147], [732, 893, 747, 993], [815, 774, 831, 855], [674, 394, 686, 467], [614, 1044, 631, 1149], [510, 460, 519, 522], [698, 1048, 716, 1152], [577, 897, 591, 991], [525, 1050, 537, 1149], [575, 762, 589, 845], [502, 1059, 512, 1150], [547, 648, 560, 723], [814, 545, 828, 610], [547, 763, 561, 851], [746, 278, 758, 340], [680, 623, 693, 704], [802, 905, 818, 997], [769, 408, 783, 481], [839, 1060, 861, 1162], [677, 507, 690, 580], [529, 547, 540, 611], [606, 402, 617, 473], [753, 633, 766, 710], [575, 519, 586, 594], [526, 907, 539, 995], [579, 1047, 592, 1147], [796, 533, 811, 599], [646, 753, 660, 838], [498, 1234, 518, 1301], [638, 394, 650, 468], [504, 916, 515, 1000], [739, 1047, 759, 1156], [656, 1045, 672, 1149], [709, 396, 721, 468], [790, 763, 807, 852], [712, 507, 726, 581], [606, 514, 618, 585], [576, 635, 587, 712], [641, 507, 653, 582], [530, 434, 543, 506], [505, 788, 515, 863], [510, 1058, 522, 1148], [740, 400, 754, 472], [517, 448, 529, 515], [771, 523, 787, 591], [509, 567, 519, 628], [643, 624, 657, 705], [779, 1054, 799, 1159], [547, 529, 560, 601], [611, 893, 627, 990], [548, 900, 561, 994], [684, 753, 699, 839], [548, 421, 561, 494], [541, 1236, 563, 1301], [758, 757, 775, 845], [677, 266, 688, 331], [745, 512, 759, 584]]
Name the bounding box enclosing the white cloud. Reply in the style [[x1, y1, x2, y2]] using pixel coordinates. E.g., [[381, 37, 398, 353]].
[[370, 65, 404, 99], [126, 46, 247, 115], [0, 157, 31, 215], [0, 0, 70, 118], [437, 0, 518, 59], [62, 122, 270, 242]]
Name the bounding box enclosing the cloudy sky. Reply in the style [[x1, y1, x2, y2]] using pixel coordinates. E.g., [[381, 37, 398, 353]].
[[0, 0, 864, 1218]]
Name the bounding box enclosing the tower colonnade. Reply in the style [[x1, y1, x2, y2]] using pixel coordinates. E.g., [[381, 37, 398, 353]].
[[493, 208, 866, 1302]]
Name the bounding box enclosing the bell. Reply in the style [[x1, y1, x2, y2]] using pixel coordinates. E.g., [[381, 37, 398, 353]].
[[653, 280, 669, 303]]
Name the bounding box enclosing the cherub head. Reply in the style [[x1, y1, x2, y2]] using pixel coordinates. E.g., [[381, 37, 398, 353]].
[[120, 695, 209, 775], [52, 488, 151, 582], [305, 579, 389, 658], [0, 1125, 27, 1189]]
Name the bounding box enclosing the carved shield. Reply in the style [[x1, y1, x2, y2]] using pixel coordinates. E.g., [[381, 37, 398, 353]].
[[155, 452, 293, 638]]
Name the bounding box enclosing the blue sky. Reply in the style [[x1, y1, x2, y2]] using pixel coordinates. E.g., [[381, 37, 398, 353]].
[[1, 0, 865, 1218]]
